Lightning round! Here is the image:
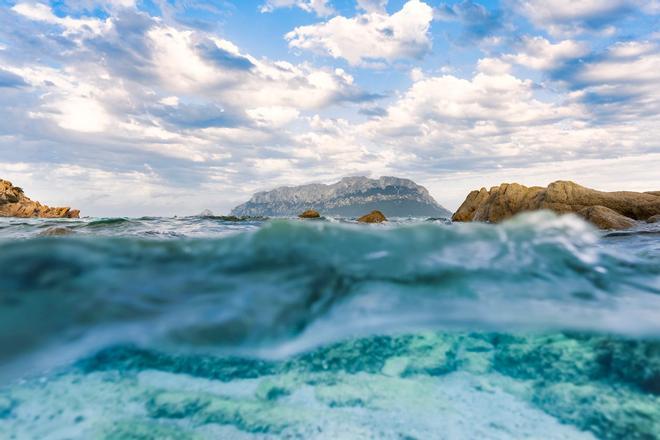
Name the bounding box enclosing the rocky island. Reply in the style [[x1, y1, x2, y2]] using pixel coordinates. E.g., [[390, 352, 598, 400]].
[[452, 181, 660, 229], [231, 176, 450, 218], [0, 179, 80, 218]]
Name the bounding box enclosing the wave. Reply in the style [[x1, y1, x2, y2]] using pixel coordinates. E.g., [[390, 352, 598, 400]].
[[1, 211, 659, 380]]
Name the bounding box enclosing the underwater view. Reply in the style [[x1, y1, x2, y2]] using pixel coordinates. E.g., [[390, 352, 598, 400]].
[[3, 0, 660, 437], [1, 213, 659, 439]]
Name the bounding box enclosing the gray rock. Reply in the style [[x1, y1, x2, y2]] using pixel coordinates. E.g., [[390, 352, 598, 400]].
[[231, 176, 450, 218]]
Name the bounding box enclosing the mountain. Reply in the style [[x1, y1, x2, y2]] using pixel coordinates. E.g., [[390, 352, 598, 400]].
[[231, 176, 450, 218]]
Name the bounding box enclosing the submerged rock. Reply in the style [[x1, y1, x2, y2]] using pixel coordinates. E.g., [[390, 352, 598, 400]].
[[38, 227, 75, 237], [298, 209, 320, 219], [0, 179, 79, 218], [357, 210, 387, 223], [452, 181, 659, 229], [647, 214, 660, 224]]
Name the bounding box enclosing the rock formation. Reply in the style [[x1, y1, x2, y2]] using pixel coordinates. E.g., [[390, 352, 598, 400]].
[[452, 181, 660, 229], [231, 176, 450, 218], [358, 210, 387, 223], [577, 206, 635, 230], [299, 209, 321, 219], [0, 179, 80, 218], [647, 214, 660, 224]]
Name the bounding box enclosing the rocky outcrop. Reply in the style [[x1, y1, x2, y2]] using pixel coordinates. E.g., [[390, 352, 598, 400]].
[[231, 176, 450, 218], [452, 181, 660, 229], [0, 179, 80, 218], [576, 206, 636, 230], [299, 209, 320, 219], [452, 183, 544, 223], [357, 210, 387, 223]]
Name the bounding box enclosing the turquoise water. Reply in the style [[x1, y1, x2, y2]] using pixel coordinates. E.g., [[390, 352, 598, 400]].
[[0, 213, 659, 439]]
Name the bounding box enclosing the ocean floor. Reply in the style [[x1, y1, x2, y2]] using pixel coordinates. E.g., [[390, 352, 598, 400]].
[[1, 332, 659, 439]]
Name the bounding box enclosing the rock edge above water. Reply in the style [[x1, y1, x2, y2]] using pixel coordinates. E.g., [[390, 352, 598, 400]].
[[0, 179, 80, 218], [452, 181, 660, 229], [358, 210, 387, 223], [299, 209, 321, 219]]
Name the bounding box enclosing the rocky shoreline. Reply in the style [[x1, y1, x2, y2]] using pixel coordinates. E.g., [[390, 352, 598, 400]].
[[3, 177, 660, 229], [452, 181, 660, 230], [0, 179, 79, 219]]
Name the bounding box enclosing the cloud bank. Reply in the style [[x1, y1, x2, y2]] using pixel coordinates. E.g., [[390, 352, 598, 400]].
[[0, 0, 659, 215]]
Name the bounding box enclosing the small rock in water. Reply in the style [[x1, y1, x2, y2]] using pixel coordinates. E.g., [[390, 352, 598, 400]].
[[577, 206, 636, 230], [299, 209, 321, 218], [199, 209, 214, 217], [358, 210, 387, 223], [647, 214, 660, 224]]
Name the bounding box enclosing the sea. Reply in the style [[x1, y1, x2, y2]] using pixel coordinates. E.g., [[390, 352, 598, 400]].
[[0, 212, 659, 439]]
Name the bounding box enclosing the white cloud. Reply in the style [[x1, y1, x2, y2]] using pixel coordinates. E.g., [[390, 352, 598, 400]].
[[606, 40, 656, 58], [147, 27, 221, 92], [159, 96, 180, 106], [567, 41, 660, 119], [513, 0, 644, 35], [260, 0, 334, 16], [3, 1, 660, 217], [577, 47, 660, 83], [286, 0, 433, 66], [379, 72, 578, 127], [142, 25, 366, 109], [12, 2, 109, 37], [504, 36, 589, 70], [246, 106, 301, 127], [0, 5, 384, 215], [476, 57, 512, 74], [357, 0, 388, 13], [52, 97, 110, 132]]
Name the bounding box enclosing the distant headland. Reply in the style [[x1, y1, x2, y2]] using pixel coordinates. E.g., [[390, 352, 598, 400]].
[[231, 176, 451, 218]]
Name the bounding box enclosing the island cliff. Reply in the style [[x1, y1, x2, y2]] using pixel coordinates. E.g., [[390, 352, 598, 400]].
[[452, 181, 660, 229], [0, 179, 80, 218], [231, 176, 450, 218]]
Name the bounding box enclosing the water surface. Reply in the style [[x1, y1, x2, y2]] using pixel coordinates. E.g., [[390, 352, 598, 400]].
[[1, 213, 658, 439]]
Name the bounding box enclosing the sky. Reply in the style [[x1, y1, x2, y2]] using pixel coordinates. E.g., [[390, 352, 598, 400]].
[[0, 0, 659, 216]]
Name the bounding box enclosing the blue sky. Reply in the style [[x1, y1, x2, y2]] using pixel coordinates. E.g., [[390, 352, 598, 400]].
[[0, 0, 659, 216]]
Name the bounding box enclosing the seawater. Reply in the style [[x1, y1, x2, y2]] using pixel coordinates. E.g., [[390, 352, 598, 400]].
[[0, 213, 659, 439]]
